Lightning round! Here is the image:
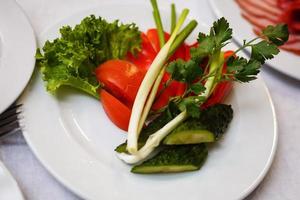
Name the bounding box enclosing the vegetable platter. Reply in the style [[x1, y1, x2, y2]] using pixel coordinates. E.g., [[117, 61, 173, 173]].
[[20, 1, 284, 199]]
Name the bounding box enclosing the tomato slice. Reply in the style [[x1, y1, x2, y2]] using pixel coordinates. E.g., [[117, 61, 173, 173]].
[[127, 33, 157, 70], [152, 73, 186, 111], [146, 29, 168, 53], [95, 60, 145, 108], [146, 28, 187, 61], [99, 89, 131, 131]]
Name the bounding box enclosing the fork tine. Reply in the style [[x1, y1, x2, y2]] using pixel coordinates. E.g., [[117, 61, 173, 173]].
[[0, 127, 21, 139], [0, 120, 20, 135], [0, 111, 21, 127], [0, 104, 22, 121], [0, 103, 22, 138]]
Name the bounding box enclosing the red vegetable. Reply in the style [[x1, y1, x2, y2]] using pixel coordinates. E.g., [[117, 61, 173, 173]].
[[99, 89, 131, 131], [96, 30, 235, 129], [95, 60, 145, 108], [127, 33, 157, 70], [144, 29, 188, 110]]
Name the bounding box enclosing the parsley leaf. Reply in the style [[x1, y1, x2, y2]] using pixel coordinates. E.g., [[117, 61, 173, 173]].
[[234, 60, 261, 82], [227, 56, 247, 73], [210, 17, 232, 48], [262, 24, 289, 46], [166, 59, 203, 83], [251, 41, 279, 64], [179, 96, 206, 118], [190, 34, 214, 63], [191, 17, 232, 63], [190, 83, 206, 95]]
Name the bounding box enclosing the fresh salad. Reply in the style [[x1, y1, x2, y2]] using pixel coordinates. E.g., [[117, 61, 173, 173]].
[[36, 0, 289, 174]]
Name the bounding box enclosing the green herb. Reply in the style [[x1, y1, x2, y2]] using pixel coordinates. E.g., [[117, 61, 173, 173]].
[[36, 15, 141, 98], [166, 59, 203, 83], [262, 24, 289, 46]]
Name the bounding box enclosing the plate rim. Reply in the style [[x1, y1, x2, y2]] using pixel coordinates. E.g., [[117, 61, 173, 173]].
[[239, 77, 278, 199], [19, 3, 278, 200]]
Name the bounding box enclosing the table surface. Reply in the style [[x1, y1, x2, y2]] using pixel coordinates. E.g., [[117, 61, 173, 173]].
[[0, 0, 299, 199]]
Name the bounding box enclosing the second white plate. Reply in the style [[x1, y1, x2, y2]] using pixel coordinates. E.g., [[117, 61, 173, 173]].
[[0, 0, 36, 113], [20, 3, 277, 200], [209, 0, 300, 80]]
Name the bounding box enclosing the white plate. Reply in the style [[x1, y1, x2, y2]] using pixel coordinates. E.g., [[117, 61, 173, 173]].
[[20, 3, 277, 200], [0, 0, 36, 114], [0, 161, 24, 200], [209, 0, 300, 80]]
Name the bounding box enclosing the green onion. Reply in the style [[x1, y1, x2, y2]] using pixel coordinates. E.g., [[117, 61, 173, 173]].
[[126, 9, 190, 154], [169, 20, 198, 56], [151, 0, 165, 48], [171, 4, 176, 34]]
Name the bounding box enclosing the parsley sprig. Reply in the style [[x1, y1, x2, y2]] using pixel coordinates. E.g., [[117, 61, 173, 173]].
[[163, 18, 288, 117]]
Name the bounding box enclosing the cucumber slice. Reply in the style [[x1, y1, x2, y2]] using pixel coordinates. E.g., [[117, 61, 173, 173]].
[[163, 130, 215, 145], [163, 120, 215, 145], [131, 144, 208, 174]]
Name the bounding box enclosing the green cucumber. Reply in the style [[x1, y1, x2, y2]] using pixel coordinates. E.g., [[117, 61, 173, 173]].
[[163, 120, 215, 145], [115, 102, 181, 153], [131, 144, 208, 174]]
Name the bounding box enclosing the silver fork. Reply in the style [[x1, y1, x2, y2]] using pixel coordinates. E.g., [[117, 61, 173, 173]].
[[0, 104, 22, 139]]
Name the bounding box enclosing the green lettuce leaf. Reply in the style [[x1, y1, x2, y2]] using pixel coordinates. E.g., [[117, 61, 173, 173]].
[[37, 15, 141, 98]]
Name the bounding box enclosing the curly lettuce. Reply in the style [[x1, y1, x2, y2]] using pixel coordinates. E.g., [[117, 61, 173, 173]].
[[36, 15, 141, 98]]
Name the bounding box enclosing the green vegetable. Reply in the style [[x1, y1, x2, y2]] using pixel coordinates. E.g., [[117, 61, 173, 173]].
[[163, 104, 233, 144], [199, 104, 233, 139], [262, 24, 289, 46], [170, 3, 176, 34], [151, 0, 165, 47], [115, 102, 181, 153], [131, 144, 208, 173], [167, 59, 203, 83], [126, 7, 190, 154], [118, 4, 289, 165], [163, 126, 214, 145], [36, 15, 141, 98]]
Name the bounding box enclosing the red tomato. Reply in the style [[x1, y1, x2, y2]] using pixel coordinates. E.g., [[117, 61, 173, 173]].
[[127, 33, 157, 70], [146, 28, 187, 61], [202, 50, 235, 108], [152, 73, 186, 110], [95, 60, 145, 108], [99, 89, 131, 131], [146, 29, 167, 52], [132, 28, 188, 110]]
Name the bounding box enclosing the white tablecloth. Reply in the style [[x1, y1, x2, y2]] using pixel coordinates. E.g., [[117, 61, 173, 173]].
[[0, 0, 299, 199]]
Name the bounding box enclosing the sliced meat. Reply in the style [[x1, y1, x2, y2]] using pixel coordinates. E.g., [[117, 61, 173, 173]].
[[287, 35, 300, 44], [264, 0, 278, 7], [281, 42, 300, 54], [236, 0, 280, 23], [236, 0, 283, 16], [242, 12, 276, 29]]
